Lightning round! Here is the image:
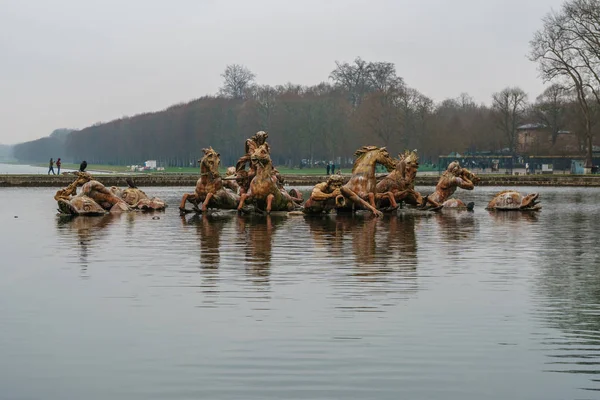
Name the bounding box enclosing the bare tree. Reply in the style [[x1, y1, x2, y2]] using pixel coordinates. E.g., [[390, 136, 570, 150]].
[[249, 84, 278, 129], [492, 87, 528, 153], [368, 61, 405, 93], [329, 57, 373, 108], [534, 84, 568, 144], [219, 64, 256, 100], [529, 0, 600, 169]]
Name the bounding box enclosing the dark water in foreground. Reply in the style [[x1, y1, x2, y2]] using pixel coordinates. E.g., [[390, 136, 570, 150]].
[[1, 186, 599, 400]]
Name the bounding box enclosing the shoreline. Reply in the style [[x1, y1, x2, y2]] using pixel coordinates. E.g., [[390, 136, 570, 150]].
[[2, 173, 600, 187]]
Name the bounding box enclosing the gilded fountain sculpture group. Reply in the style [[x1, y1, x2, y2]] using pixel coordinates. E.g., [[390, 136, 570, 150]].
[[54, 131, 541, 217]]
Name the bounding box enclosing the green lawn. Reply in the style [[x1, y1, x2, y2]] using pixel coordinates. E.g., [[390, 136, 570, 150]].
[[40, 162, 438, 175]]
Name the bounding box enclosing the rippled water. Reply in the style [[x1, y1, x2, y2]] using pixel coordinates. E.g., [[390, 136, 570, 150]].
[[1, 186, 599, 400]]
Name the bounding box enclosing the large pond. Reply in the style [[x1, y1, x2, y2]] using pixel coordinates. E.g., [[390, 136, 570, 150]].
[[1, 186, 599, 400]]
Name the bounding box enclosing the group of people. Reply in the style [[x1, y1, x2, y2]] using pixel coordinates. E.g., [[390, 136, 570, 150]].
[[48, 158, 61, 175], [325, 161, 336, 175], [48, 158, 88, 175]]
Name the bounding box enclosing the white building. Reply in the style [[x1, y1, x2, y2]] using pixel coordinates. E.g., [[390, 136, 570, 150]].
[[144, 160, 157, 169]]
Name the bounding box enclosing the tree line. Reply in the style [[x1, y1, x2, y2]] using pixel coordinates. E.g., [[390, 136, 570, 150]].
[[12, 0, 600, 169]]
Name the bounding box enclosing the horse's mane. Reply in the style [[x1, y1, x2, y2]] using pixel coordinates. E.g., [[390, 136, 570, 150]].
[[352, 145, 383, 172]]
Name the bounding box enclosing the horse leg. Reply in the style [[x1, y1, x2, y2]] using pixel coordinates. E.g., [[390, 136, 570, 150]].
[[237, 193, 249, 212], [179, 193, 196, 214], [266, 193, 275, 214], [202, 192, 214, 212], [386, 192, 398, 209], [368, 192, 377, 209], [375, 192, 398, 211], [340, 187, 383, 217]]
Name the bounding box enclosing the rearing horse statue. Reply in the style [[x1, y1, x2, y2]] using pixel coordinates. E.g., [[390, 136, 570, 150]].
[[336, 145, 398, 217], [179, 147, 240, 214], [376, 149, 441, 210], [236, 144, 298, 213]]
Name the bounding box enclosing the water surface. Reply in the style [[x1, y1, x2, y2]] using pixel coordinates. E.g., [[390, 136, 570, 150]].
[[1, 186, 599, 399]]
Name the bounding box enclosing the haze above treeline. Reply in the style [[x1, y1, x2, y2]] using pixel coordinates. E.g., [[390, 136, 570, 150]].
[[6, 0, 600, 167]]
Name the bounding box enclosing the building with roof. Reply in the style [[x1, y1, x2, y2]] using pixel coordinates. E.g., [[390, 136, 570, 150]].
[[516, 123, 579, 155]]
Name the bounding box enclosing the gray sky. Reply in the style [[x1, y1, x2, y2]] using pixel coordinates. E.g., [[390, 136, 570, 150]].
[[0, 0, 564, 144]]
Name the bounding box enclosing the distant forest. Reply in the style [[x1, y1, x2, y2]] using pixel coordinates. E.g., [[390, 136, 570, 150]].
[[12, 1, 600, 169], [9, 57, 599, 168]]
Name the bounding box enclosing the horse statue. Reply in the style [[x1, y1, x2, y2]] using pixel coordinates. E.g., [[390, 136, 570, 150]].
[[335, 145, 399, 217], [236, 144, 300, 213], [376, 149, 440, 211], [179, 147, 240, 214]]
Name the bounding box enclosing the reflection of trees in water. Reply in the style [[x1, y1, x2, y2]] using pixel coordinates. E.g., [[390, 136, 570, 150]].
[[55, 214, 121, 278], [533, 211, 600, 392], [236, 214, 288, 289]]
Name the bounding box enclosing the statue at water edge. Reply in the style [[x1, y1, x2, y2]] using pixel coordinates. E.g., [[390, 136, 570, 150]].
[[179, 147, 240, 214], [427, 161, 480, 211], [55, 172, 130, 215], [236, 144, 302, 214], [376, 149, 441, 211], [302, 173, 345, 215], [110, 178, 167, 211], [485, 190, 541, 211], [334, 145, 399, 217], [55, 172, 166, 215]]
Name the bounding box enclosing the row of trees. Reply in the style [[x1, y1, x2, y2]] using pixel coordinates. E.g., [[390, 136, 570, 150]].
[[530, 0, 600, 169], [12, 0, 600, 169]]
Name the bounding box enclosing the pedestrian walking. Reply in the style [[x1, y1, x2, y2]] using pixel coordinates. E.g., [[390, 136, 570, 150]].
[[48, 158, 55, 175], [56, 158, 62, 175]]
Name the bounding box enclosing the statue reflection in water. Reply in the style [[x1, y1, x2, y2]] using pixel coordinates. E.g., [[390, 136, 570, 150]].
[[487, 210, 539, 223], [236, 214, 288, 290], [434, 210, 480, 242], [430, 210, 480, 264], [306, 213, 419, 304], [55, 213, 121, 278], [180, 212, 234, 299]]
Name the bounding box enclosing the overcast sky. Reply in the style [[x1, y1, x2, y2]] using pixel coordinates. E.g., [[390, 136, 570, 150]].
[[0, 0, 564, 144]]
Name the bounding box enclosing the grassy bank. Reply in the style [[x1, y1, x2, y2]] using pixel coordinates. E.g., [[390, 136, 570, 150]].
[[37, 163, 438, 175]]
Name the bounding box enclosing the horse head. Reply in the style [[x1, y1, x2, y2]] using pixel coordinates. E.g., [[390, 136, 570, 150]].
[[375, 147, 396, 172], [399, 149, 419, 181], [352, 145, 396, 174], [250, 144, 272, 169], [199, 147, 221, 175]]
